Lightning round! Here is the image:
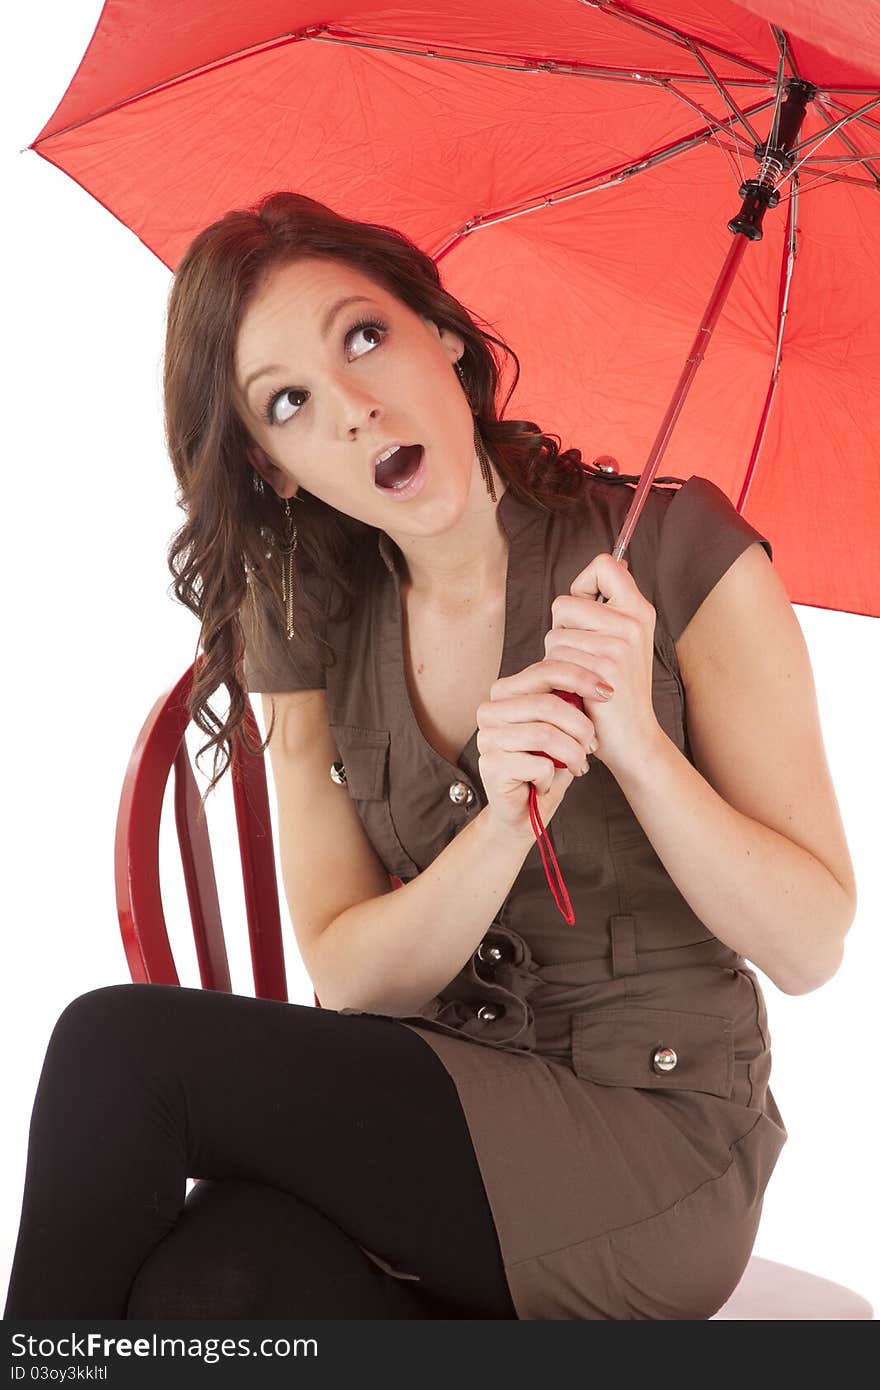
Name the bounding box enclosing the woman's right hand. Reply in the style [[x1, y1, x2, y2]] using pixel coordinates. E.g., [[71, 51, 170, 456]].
[[475, 658, 609, 843]]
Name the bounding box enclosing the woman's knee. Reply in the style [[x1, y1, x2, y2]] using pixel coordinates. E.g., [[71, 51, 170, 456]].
[[46, 984, 178, 1069]]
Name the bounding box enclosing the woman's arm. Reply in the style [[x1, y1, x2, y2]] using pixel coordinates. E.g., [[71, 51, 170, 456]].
[[313, 807, 536, 1015], [609, 543, 857, 996]]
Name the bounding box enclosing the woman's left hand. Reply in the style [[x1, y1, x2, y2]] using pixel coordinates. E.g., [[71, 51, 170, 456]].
[[543, 553, 663, 778]]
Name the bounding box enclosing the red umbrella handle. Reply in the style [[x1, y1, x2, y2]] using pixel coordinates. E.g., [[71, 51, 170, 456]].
[[526, 687, 585, 765], [523, 589, 616, 926]]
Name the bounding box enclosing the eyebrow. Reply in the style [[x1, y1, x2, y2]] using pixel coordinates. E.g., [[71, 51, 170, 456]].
[[242, 294, 379, 401]]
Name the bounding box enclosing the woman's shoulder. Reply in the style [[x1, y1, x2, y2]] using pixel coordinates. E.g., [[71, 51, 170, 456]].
[[550, 467, 685, 565], [566, 469, 774, 647]]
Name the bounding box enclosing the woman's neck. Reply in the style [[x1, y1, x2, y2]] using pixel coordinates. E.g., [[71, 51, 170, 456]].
[[393, 482, 510, 610]]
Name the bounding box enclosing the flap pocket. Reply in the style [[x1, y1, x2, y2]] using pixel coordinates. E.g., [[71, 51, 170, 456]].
[[571, 1006, 734, 1099], [331, 726, 388, 800], [329, 724, 420, 880]]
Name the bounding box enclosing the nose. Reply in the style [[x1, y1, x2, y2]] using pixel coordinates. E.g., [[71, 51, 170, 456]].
[[325, 375, 383, 439]]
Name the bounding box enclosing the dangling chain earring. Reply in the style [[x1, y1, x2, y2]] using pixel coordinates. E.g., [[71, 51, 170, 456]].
[[250, 469, 298, 641], [279, 495, 298, 641], [454, 358, 497, 502]]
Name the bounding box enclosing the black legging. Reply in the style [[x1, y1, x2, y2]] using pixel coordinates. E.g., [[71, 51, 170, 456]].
[[3, 984, 517, 1319]]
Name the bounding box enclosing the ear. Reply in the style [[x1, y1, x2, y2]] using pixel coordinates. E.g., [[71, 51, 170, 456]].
[[422, 316, 465, 366], [246, 443, 298, 500], [438, 326, 466, 366]]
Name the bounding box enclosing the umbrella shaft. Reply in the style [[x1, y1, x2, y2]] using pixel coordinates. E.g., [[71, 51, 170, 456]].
[[611, 81, 817, 564], [613, 236, 748, 561]]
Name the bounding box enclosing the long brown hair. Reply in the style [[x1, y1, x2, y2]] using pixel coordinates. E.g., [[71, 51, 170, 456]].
[[164, 190, 596, 813]]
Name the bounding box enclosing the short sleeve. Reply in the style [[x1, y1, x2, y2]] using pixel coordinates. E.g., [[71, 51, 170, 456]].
[[655, 475, 773, 644], [239, 578, 328, 693]]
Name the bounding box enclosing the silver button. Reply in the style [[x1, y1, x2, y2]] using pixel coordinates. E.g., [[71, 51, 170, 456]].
[[652, 1046, 678, 1074], [449, 780, 475, 806], [477, 940, 504, 964], [330, 761, 347, 785], [476, 1004, 501, 1022]]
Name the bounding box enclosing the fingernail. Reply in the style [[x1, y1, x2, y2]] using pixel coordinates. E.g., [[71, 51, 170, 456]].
[[595, 683, 615, 699], [589, 737, 599, 754]]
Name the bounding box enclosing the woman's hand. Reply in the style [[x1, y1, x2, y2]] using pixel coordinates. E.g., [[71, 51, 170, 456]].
[[476, 552, 663, 843], [475, 657, 606, 843], [544, 552, 662, 778]]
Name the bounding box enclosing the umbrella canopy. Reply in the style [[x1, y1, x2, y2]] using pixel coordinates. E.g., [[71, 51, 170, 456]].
[[30, 0, 880, 617]]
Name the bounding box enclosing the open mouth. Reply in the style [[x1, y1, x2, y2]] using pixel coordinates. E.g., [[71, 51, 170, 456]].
[[374, 443, 424, 490]]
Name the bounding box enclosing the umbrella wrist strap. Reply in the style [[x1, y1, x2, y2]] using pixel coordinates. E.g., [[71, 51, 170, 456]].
[[527, 784, 575, 925]]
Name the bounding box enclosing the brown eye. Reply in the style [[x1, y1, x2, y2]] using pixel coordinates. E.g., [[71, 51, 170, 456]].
[[264, 388, 305, 426], [263, 318, 389, 426], [347, 321, 386, 356]]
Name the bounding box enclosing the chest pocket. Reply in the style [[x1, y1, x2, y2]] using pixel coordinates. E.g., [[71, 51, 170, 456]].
[[329, 723, 421, 882], [571, 1006, 734, 1099]]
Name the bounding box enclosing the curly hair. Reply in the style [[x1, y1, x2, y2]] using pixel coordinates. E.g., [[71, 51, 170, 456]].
[[163, 190, 598, 815]]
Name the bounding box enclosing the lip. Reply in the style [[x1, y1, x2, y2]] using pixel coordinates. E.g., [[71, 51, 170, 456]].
[[372, 445, 427, 501], [369, 440, 422, 480]]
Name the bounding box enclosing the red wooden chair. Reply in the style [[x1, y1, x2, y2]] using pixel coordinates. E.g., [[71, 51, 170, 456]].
[[114, 662, 873, 1321], [119, 660, 304, 1002], [114, 660, 405, 1001]]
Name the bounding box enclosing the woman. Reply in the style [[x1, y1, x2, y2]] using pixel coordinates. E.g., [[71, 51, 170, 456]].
[[4, 192, 857, 1321]]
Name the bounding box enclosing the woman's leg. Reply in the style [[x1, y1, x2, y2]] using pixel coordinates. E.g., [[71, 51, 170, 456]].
[[125, 1178, 462, 1319], [4, 984, 516, 1320]]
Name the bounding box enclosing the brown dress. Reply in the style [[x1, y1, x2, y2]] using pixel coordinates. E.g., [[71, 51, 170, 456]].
[[242, 471, 788, 1320]]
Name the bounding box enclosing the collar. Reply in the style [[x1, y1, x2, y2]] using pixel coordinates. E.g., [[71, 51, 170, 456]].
[[376, 484, 541, 577]]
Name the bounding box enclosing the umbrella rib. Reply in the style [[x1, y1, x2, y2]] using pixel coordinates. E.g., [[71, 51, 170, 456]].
[[791, 96, 880, 157], [737, 178, 800, 516], [646, 79, 748, 186], [678, 36, 763, 152], [704, 140, 880, 193], [808, 83, 880, 95], [772, 94, 880, 197], [776, 166, 879, 198], [822, 95, 880, 150], [319, 29, 785, 90], [759, 30, 787, 161], [770, 23, 799, 86], [30, 27, 328, 146], [779, 96, 880, 188], [576, 1, 774, 83], [431, 100, 780, 260], [803, 154, 880, 163], [33, 20, 790, 149], [808, 107, 880, 192]]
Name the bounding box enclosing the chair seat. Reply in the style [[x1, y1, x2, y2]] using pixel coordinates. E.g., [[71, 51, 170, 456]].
[[710, 1256, 873, 1319]]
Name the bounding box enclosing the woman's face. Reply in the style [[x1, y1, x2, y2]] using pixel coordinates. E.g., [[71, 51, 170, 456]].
[[232, 255, 477, 533]]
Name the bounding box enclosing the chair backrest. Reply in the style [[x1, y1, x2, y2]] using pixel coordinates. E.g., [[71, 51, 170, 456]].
[[115, 660, 378, 1007]]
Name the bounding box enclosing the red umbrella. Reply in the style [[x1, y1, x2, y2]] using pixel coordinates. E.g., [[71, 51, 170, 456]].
[[29, 0, 879, 918], [30, 0, 879, 615]]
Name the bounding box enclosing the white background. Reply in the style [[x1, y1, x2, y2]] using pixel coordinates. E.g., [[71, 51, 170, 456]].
[[2, 1, 877, 1319]]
